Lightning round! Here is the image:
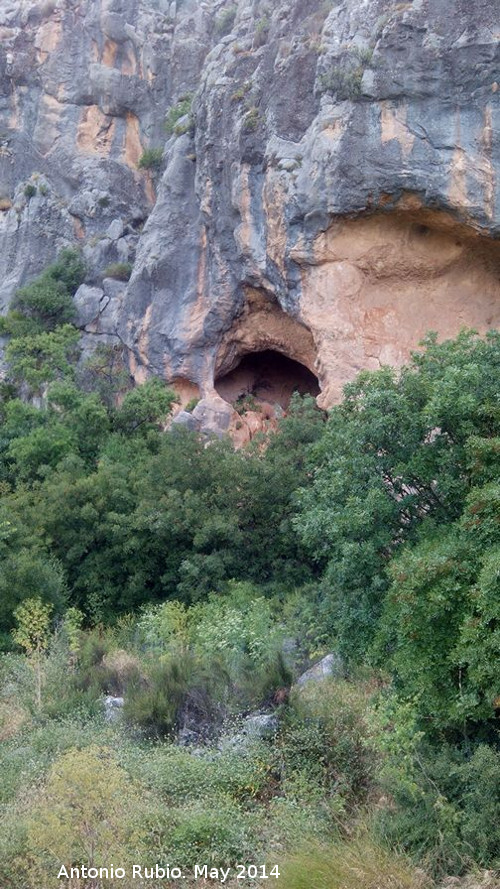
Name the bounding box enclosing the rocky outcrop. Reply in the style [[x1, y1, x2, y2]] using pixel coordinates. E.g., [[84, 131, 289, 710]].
[[0, 0, 214, 308], [1, 0, 500, 408]]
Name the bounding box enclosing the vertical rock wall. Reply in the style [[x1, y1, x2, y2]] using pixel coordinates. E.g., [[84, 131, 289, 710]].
[[1, 0, 500, 407]]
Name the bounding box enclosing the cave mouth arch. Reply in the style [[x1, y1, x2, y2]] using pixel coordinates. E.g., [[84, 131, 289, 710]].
[[215, 349, 320, 411]]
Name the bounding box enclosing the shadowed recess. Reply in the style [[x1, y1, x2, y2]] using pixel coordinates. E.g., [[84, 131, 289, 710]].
[[215, 349, 320, 410]]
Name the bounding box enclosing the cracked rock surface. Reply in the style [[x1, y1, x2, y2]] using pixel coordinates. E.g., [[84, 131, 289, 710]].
[[1, 0, 499, 405]]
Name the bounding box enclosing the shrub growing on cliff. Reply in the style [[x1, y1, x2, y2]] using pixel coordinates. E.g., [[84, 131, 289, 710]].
[[254, 15, 270, 47], [164, 95, 193, 136], [102, 262, 133, 281], [215, 6, 237, 36], [318, 65, 363, 99], [4, 248, 84, 334], [242, 106, 260, 132], [138, 147, 164, 170]]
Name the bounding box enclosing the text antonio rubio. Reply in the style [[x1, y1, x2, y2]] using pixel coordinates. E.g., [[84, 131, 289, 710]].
[[57, 864, 236, 881]]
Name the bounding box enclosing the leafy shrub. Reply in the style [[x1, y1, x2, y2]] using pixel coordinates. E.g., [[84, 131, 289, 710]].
[[138, 600, 191, 655], [0, 715, 109, 807], [9, 248, 85, 331], [318, 65, 363, 99], [0, 549, 67, 639], [374, 735, 500, 877], [128, 741, 273, 807], [161, 798, 257, 869], [184, 397, 200, 413], [25, 746, 146, 883], [112, 377, 177, 434], [276, 679, 376, 811], [190, 586, 283, 669], [44, 247, 87, 294], [242, 106, 260, 132], [137, 589, 290, 712], [296, 330, 500, 669], [102, 262, 133, 282], [24, 184, 37, 199], [281, 585, 336, 662], [78, 341, 130, 406], [137, 147, 164, 170], [164, 95, 193, 136]]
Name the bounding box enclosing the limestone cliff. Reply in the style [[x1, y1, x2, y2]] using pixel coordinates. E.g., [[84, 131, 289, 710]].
[[1, 0, 499, 419]]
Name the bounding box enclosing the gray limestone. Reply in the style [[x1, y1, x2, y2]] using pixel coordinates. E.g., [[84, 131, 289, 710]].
[[0, 0, 498, 397], [295, 653, 346, 687]]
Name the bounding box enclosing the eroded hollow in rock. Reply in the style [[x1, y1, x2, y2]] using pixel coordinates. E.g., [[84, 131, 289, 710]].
[[215, 349, 320, 410]]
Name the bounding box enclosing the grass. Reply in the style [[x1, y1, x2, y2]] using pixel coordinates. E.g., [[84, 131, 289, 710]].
[[102, 262, 133, 282], [281, 837, 430, 889]]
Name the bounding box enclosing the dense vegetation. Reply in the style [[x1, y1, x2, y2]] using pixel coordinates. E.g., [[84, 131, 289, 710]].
[[1, 252, 499, 888]]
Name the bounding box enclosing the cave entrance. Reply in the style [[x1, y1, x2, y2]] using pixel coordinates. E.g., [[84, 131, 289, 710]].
[[215, 349, 320, 411]]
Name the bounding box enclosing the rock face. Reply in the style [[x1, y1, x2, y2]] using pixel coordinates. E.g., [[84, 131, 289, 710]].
[[1, 0, 500, 407]]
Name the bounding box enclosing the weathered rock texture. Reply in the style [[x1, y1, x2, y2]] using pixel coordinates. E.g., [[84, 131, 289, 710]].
[[1, 0, 500, 408]]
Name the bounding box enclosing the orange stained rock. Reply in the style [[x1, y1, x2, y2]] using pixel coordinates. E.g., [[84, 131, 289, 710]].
[[77, 105, 115, 156]]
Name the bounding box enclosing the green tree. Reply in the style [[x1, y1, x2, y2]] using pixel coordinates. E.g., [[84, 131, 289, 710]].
[[378, 479, 500, 734], [5, 324, 81, 394], [113, 377, 176, 435], [61, 606, 84, 664], [12, 597, 53, 708], [295, 330, 500, 661]]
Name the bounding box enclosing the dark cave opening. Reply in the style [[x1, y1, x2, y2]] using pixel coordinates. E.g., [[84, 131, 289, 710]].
[[215, 350, 320, 410]]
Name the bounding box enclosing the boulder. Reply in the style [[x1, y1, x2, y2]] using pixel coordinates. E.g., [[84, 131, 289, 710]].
[[192, 397, 234, 438], [295, 653, 345, 687], [103, 695, 124, 723]]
